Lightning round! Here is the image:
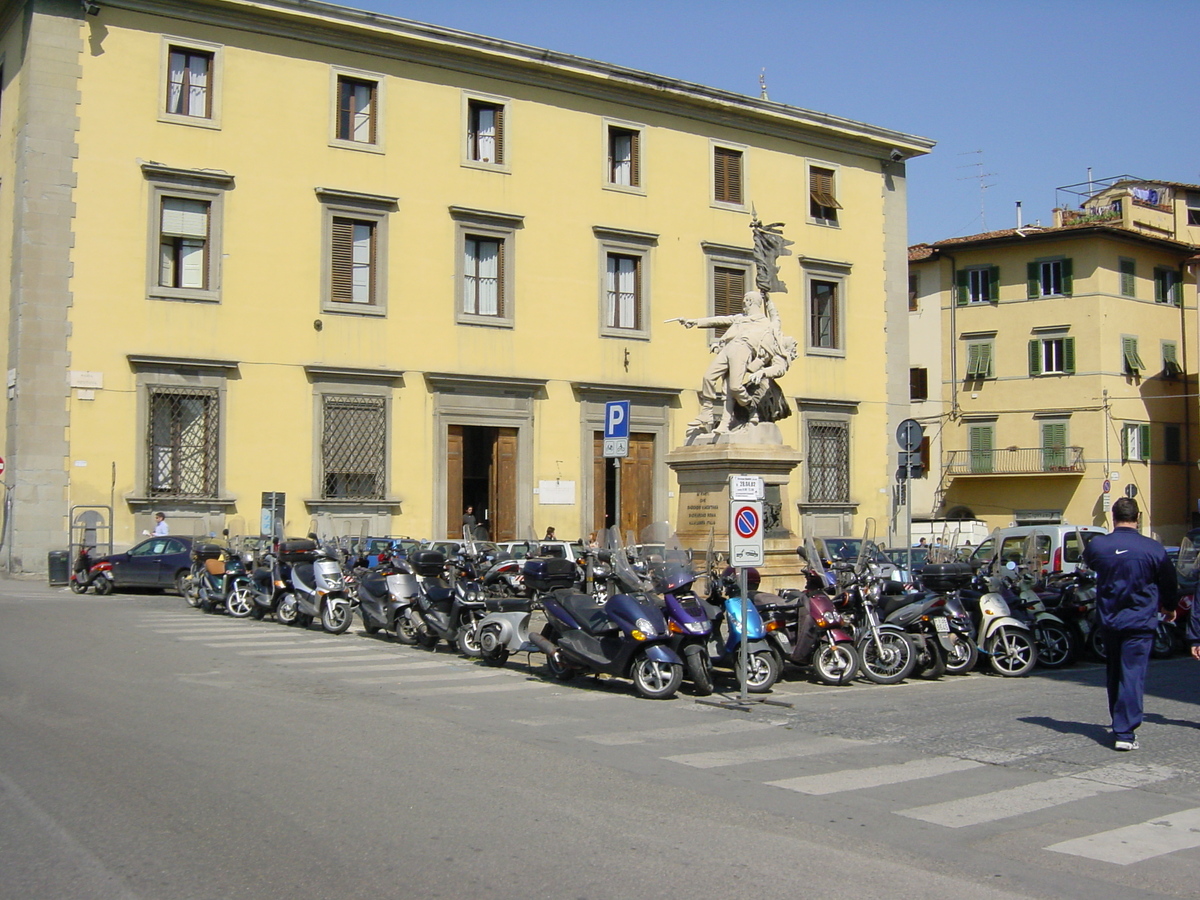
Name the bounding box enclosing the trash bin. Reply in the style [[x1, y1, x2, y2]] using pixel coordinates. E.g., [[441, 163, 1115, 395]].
[[48, 550, 70, 586]]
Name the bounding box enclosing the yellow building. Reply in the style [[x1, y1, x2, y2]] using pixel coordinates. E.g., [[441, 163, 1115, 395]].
[[1, 0, 931, 569], [910, 183, 1199, 541]]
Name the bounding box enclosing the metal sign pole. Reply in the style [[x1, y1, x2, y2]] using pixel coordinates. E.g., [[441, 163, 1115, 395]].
[[738, 565, 750, 703]]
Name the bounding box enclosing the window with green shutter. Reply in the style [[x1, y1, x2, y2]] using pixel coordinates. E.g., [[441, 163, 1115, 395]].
[[965, 341, 993, 379], [1030, 336, 1075, 375], [1163, 341, 1181, 377], [1041, 421, 1067, 470], [1028, 258, 1072, 297], [1154, 266, 1181, 306], [969, 424, 994, 473], [1119, 258, 1136, 297], [1122, 422, 1150, 461], [1122, 336, 1145, 375]]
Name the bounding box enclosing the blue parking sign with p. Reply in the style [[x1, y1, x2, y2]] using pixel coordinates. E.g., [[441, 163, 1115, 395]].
[[604, 401, 630, 439]]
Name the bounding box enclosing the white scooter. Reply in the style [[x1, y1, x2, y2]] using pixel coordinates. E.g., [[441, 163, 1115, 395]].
[[969, 532, 1039, 676], [275, 537, 357, 635]]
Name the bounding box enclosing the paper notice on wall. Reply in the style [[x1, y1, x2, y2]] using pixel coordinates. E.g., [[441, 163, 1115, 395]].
[[538, 480, 575, 505]]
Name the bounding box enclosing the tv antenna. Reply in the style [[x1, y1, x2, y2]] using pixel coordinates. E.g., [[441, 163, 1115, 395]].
[[957, 150, 996, 232]]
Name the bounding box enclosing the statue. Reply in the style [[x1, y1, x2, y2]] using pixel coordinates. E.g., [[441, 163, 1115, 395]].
[[674, 214, 797, 437]]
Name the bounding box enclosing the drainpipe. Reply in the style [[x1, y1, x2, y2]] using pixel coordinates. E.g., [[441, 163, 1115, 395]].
[[943, 250, 960, 419]]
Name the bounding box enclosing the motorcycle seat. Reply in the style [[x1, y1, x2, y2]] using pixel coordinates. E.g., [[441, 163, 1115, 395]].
[[560, 591, 617, 635], [484, 595, 531, 613], [879, 593, 921, 617], [425, 585, 454, 604], [358, 573, 391, 602]]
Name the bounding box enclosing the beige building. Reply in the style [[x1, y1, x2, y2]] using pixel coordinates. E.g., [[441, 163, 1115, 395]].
[[1, 0, 931, 570], [910, 179, 1200, 541]]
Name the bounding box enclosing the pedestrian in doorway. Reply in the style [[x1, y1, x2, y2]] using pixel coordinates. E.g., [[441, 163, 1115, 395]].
[[144, 512, 168, 537], [586, 531, 599, 550], [544, 526, 556, 541], [917, 537, 927, 548], [462, 506, 477, 533], [1082, 497, 1178, 751]]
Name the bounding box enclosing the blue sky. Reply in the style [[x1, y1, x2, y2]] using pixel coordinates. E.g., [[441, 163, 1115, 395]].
[[349, 0, 1198, 244]]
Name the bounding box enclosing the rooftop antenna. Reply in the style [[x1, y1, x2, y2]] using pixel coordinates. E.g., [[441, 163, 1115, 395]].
[[957, 149, 996, 232], [759, 68, 769, 101]]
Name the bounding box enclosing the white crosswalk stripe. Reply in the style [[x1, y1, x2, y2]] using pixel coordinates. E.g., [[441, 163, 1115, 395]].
[[236, 644, 364, 654], [177, 632, 304, 642], [397, 681, 552, 696], [580, 719, 784, 746], [767, 756, 984, 795], [665, 735, 868, 769], [269, 653, 393, 664], [1045, 807, 1200, 864]]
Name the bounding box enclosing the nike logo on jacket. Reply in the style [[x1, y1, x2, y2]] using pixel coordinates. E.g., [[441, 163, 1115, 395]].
[[1082, 527, 1178, 633]]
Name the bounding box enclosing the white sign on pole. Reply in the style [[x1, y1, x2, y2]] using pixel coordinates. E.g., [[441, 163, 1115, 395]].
[[730, 475, 764, 501], [729, 500, 764, 566]]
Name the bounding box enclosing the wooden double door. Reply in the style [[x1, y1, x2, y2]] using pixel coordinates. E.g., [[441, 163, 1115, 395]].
[[447, 425, 517, 541], [592, 431, 655, 539]]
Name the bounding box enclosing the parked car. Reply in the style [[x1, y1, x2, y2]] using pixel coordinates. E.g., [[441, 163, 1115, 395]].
[[812, 537, 899, 580], [93, 535, 196, 593], [496, 540, 585, 563], [966, 525, 1107, 574]]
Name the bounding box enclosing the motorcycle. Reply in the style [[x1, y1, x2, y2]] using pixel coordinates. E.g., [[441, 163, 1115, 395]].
[[406, 539, 488, 655], [275, 536, 357, 634], [193, 540, 248, 615], [478, 543, 576, 667], [356, 556, 421, 643], [69, 545, 98, 593], [529, 528, 685, 700], [964, 534, 1039, 676]]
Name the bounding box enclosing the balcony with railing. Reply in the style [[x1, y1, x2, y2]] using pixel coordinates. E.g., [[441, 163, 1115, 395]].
[[944, 446, 1085, 476]]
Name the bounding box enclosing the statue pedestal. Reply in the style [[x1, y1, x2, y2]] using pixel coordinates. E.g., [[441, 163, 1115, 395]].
[[666, 442, 803, 592]]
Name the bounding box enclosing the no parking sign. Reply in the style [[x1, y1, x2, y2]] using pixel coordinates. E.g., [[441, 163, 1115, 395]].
[[730, 501, 764, 566]]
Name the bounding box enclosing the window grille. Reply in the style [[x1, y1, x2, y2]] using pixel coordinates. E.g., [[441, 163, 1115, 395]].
[[148, 388, 219, 497], [807, 421, 849, 503], [322, 395, 385, 499]]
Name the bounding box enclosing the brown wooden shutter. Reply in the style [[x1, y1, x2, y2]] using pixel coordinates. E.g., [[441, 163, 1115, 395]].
[[810, 167, 841, 209], [493, 104, 504, 164], [713, 266, 744, 339], [495, 238, 506, 316], [330, 217, 354, 302], [491, 428, 518, 541], [629, 129, 640, 186], [593, 433, 607, 534], [632, 256, 642, 329], [446, 425, 464, 538], [714, 147, 742, 204]]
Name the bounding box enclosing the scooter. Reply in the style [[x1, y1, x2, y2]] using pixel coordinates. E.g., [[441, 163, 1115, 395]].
[[965, 535, 1039, 676], [356, 558, 420, 643], [231, 549, 291, 621], [70, 545, 97, 593], [406, 547, 488, 655], [275, 537, 357, 634], [477, 549, 576, 667], [704, 568, 781, 692], [529, 529, 685, 700]]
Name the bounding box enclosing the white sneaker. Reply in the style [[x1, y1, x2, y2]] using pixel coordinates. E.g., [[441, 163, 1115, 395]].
[[1114, 739, 1139, 751]]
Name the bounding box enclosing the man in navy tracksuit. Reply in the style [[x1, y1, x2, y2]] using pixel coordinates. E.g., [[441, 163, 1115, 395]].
[[1082, 497, 1177, 750]]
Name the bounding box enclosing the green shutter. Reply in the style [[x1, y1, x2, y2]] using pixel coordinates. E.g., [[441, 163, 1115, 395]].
[[1173, 270, 1182, 307], [1139, 423, 1151, 461], [969, 425, 994, 473], [1028, 339, 1042, 376], [1120, 258, 1136, 297], [989, 266, 1000, 303], [1063, 336, 1076, 374], [955, 269, 969, 306], [979, 341, 992, 377], [1027, 262, 1039, 299], [1041, 422, 1067, 470], [1061, 258, 1073, 296]]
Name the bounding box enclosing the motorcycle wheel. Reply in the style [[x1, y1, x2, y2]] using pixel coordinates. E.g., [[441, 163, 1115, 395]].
[[321, 601, 353, 635], [631, 655, 683, 700], [739, 649, 780, 693], [226, 587, 255, 619], [1035, 622, 1074, 668], [456, 622, 482, 657], [986, 626, 1038, 677], [414, 623, 440, 649], [70, 577, 88, 594], [857, 630, 916, 684], [363, 619, 381, 635], [1152, 622, 1176, 659], [944, 635, 978, 675], [684, 646, 713, 697], [394, 611, 419, 645], [276, 594, 300, 626], [915, 636, 946, 680], [478, 623, 509, 667], [541, 626, 576, 681], [812, 641, 859, 685], [94, 576, 113, 596], [178, 573, 200, 607], [250, 606, 266, 620]]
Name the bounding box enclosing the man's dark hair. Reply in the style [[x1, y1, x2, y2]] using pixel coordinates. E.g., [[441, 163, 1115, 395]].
[[1112, 497, 1139, 524]]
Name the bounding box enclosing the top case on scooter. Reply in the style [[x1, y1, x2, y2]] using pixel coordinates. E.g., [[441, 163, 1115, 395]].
[[523, 557, 578, 592], [410, 550, 447, 577], [558, 591, 617, 635], [358, 572, 390, 602]]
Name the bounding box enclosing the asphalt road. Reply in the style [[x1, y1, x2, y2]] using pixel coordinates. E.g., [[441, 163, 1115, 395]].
[[2, 580, 1198, 900]]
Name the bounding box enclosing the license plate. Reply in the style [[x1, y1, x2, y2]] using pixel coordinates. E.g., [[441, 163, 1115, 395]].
[[933, 617, 950, 633]]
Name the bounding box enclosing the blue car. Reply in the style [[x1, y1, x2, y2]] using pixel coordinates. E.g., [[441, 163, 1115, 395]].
[[95, 535, 195, 593]]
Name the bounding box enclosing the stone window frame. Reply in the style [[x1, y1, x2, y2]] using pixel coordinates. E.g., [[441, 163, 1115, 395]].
[[328, 65, 387, 154], [700, 241, 754, 346], [802, 257, 851, 358], [710, 140, 748, 211], [158, 35, 224, 130], [451, 207, 524, 329], [317, 187, 398, 318], [602, 116, 646, 195], [462, 90, 511, 173], [807, 159, 842, 228], [596, 226, 657, 341], [143, 163, 233, 305]]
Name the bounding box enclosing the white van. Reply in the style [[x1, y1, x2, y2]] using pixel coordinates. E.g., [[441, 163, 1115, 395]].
[[967, 524, 1108, 574]]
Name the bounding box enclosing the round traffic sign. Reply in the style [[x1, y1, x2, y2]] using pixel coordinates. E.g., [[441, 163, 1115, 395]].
[[896, 418, 924, 452], [0, 456, 6, 476], [733, 505, 760, 539], [1102, 479, 1111, 493]]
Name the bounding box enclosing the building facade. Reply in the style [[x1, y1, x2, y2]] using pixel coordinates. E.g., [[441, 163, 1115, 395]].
[[1, 0, 931, 568], [910, 186, 1199, 541]]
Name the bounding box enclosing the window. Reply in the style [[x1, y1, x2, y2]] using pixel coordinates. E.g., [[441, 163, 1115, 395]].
[[807, 421, 849, 503], [330, 218, 376, 305], [144, 164, 232, 303], [596, 226, 655, 339], [712, 145, 744, 206], [466, 96, 506, 166], [810, 279, 839, 350], [1119, 258, 1136, 298], [1154, 266, 1181, 306], [1122, 336, 1145, 375], [166, 46, 213, 118], [1040, 421, 1068, 470], [955, 266, 999, 305], [1122, 422, 1150, 462], [1188, 193, 1200, 226], [322, 395, 386, 499], [809, 165, 841, 225], [1027, 258, 1073, 298], [909, 367, 928, 401], [606, 124, 641, 189], [965, 341, 993, 379], [908, 273, 920, 312], [968, 424, 994, 473], [1164, 423, 1182, 463], [463, 236, 504, 318], [318, 188, 397, 316], [1163, 341, 1182, 377], [147, 387, 219, 497], [1028, 336, 1075, 375], [711, 265, 747, 339], [453, 207, 522, 328], [336, 75, 377, 145]]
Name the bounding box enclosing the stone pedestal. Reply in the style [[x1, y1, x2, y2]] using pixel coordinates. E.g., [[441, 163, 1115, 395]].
[[666, 441, 803, 591]]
